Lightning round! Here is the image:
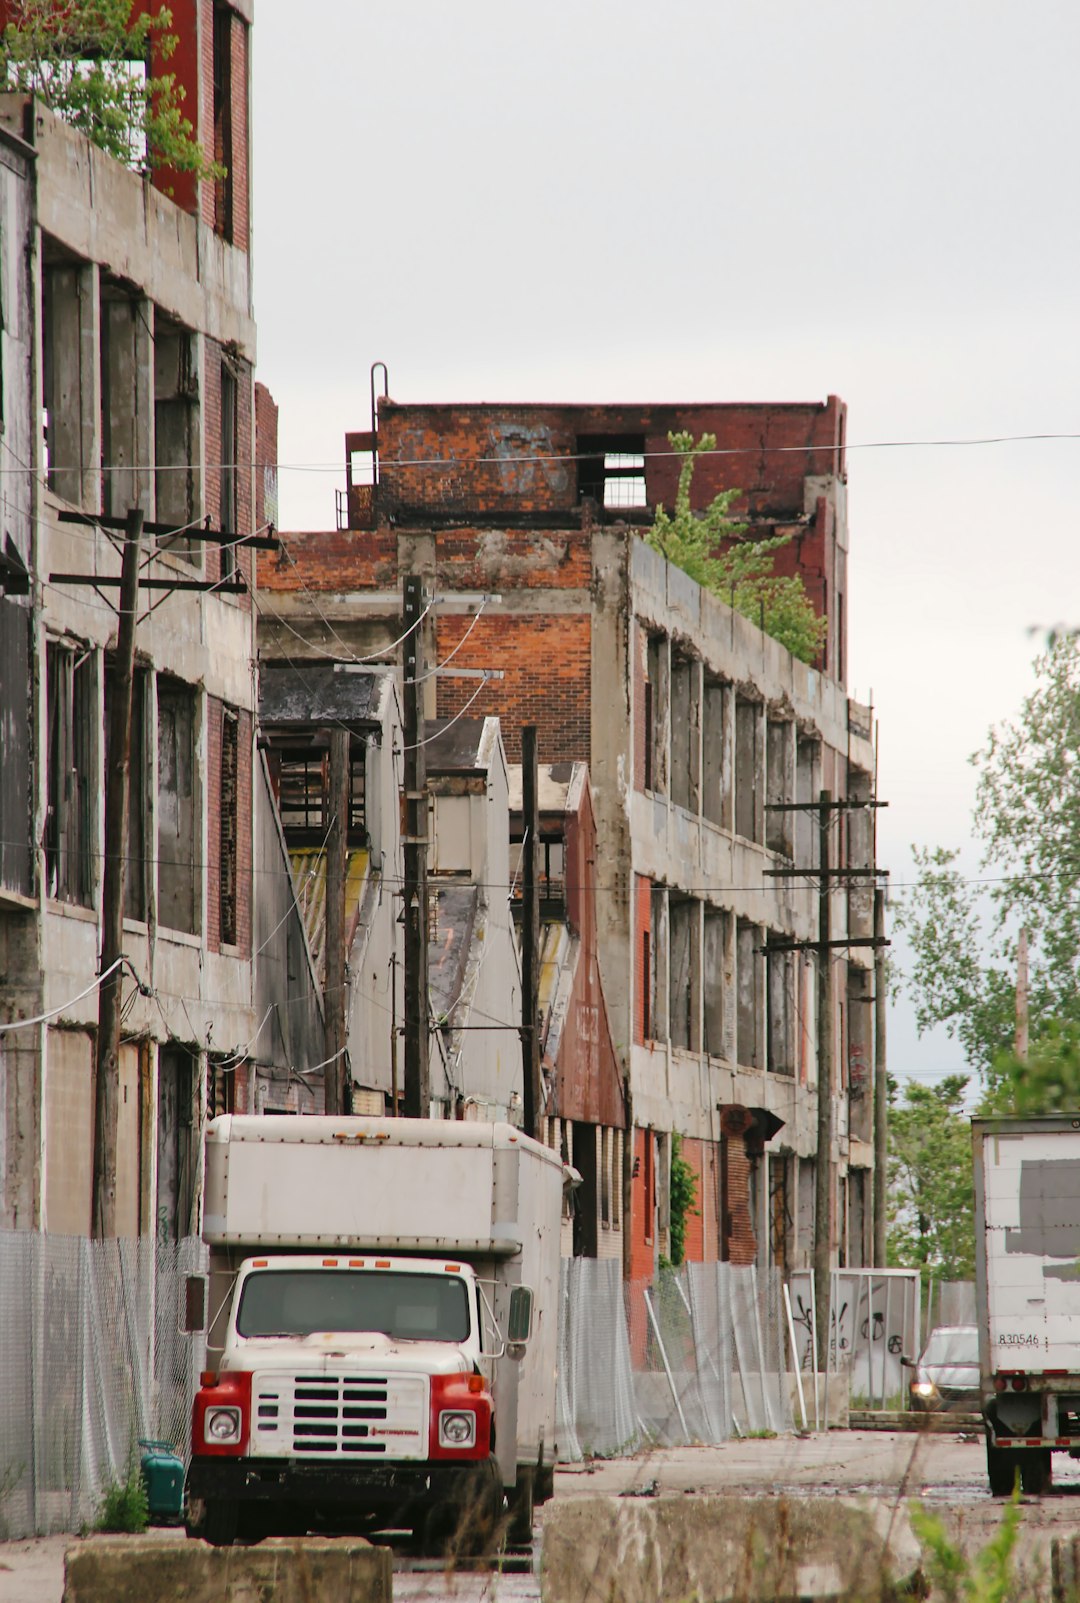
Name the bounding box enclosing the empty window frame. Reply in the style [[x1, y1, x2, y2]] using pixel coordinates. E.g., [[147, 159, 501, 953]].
[[649, 885, 668, 1042], [45, 640, 96, 905], [795, 735, 820, 870], [766, 941, 795, 1075], [154, 314, 201, 558], [219, 358, 238, 578], [702, 677, 728, 828], [702, 907, 729, 1060], [267, 740, 366, 847], [207, 1053, 237, 1119], [670, 653, 700, 814], [104, 660, 150, 922], [645, 634, 667, 795], [734, 697, 762, 843], [157, 676, 200, 935], [736, 919, 762, 1069], [212, 1, 235, 242], [765, 718, 794, 856], [600, 1127, 611, 1228], [0, 600, 33, 897], [668, 896, 698, 1052], [219, 707, 239, 945], [577, 434, 647, 510], [157, 1046, 198, 1244]]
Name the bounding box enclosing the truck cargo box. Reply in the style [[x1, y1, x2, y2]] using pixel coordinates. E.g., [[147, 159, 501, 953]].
[[203, 1115, 564, 1256]]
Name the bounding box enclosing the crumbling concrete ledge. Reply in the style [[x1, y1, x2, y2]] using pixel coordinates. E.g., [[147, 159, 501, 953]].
[[541, 1494, 921, 1603], [63, 1535, 392, 1603]]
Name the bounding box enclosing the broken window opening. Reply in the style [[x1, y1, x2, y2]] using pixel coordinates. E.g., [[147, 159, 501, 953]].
[[207, 1052, 237, 1119], [734, 697, 763, 844], [157, 1045, 198, 1244], [670, 653, 700, 814], [736, 919, 762, 1069], [219, 358, 238, 578], [766, 942, 795, 1076], [765, 718, 794, 856], [645, 634, 667, 796], [600, 1126, 611, 1228], [649, 885, 668, 1043], [212, 1, 235, 243], [0, 599, 33, 896], [668, 896, 698, 1052], [703, 907, 728, 1060], [157, 676, 200, 935], [154, 313, 201, 561], [509, 832, 566, 919], [219, 707, 239, 945], [42, 254, 96, 510], [702, 678, 727, 828], [795, 736, 820, 870], [45, 640, 96, 906], [266, 739, 367, 848], [577, 434, 647, 512]]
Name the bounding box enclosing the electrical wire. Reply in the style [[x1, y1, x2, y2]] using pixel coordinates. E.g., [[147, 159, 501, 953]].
[[0, 955, 131, 1034], [398, 676, 490, 750]]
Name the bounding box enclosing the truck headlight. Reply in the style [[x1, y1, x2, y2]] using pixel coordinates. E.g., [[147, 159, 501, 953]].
[[439, 1410, 476, 1448], [913, 1382, 937, 1399], [206, 1407, 242, 1444]]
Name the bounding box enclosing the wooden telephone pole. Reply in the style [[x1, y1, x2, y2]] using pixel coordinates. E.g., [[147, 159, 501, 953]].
[[402, 575, 430, 1118], [764, 790, 889, 1366], [92, 507, 144, 1240]]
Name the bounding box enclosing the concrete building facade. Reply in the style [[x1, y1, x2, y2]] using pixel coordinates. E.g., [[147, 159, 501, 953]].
[[259, 394, 882, 1283], [0, 4, 324, 1239]]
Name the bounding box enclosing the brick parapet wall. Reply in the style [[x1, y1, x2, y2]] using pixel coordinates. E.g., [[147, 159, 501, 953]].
[[434, 614, 590, 765]]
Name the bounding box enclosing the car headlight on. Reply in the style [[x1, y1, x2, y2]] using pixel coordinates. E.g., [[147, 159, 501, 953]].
[[439, 1410, 476, 1448], [913, 1381, 937, 1398], [206, 1406, 242, 1444]]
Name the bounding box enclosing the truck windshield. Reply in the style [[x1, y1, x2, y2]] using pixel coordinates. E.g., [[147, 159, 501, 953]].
[[235, 1270, 471, 1342]]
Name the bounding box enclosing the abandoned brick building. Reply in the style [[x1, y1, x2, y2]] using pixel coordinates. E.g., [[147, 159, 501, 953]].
[[0, 2, 325, 1239], [258, 394, 882, 1283]]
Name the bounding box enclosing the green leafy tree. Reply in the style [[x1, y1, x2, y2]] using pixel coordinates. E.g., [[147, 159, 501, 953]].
[[896, 635, 1080, 1092], [666, 1133, 698, 1268], [887, 1073, 975, 1288], [647, 431, 828, 665], [1, 0, 221, 178]]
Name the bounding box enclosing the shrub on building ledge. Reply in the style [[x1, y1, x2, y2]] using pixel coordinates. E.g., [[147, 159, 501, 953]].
[[1, 0, 222, 180], [647, 431, 828, 666]]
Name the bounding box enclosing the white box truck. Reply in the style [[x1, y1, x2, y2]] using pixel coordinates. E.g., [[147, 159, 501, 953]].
[[184, 1115, 567, 1549], [973, 1114, 1080, 1494]]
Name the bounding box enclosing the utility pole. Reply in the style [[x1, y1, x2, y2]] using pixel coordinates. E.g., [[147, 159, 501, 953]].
[[520, 726, 542, 1139], [324, 727, 350, 1115], [763, 792, 890, 1368], [402, 575, 430, 1118], [92, 507, 144, 1240], [873, 887, 888, 1266], [813, 789, 834, 1369]]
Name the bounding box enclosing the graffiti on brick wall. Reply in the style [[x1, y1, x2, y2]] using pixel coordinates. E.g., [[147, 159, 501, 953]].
[[489, 422, 570, 496]]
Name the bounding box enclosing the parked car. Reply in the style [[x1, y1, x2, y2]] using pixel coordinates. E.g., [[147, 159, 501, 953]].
[[907, 1324, 980, 1413]]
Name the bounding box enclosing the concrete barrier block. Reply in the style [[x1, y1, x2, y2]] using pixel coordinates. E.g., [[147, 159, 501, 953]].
[[63, 1535, 392, 1603], [542, 1495, 920, 1603]]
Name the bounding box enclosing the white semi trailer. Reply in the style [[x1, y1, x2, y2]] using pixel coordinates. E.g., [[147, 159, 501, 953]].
[[184, 1116, 567, 1548], [973, 1114, 1080, 1494]]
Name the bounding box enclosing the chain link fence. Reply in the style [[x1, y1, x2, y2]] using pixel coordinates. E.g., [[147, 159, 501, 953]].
[[557, 1258, 794, 1461], [0, 1231, 206, 1541]]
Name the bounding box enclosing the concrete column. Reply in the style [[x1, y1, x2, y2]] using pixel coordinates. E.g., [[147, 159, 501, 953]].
[[46, 261, 100, 511]]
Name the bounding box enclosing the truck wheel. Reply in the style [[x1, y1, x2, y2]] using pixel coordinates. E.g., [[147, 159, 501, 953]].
[[422, 1464, 504, 1559], [1020, 1450, 1053, 1496], [507, 1467, 535, 1545], [986, 1441, 1020, 1497], [201, 1500, 240, 1546]]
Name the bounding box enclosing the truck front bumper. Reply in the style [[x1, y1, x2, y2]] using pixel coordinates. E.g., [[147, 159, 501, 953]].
[[187, 1454, 498, 1519]]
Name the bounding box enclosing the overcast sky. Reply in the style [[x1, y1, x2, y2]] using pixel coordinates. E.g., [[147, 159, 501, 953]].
[[251, 2, 1080, 1089]]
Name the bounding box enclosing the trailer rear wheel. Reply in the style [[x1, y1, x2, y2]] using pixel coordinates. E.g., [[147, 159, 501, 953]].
[[1020, 1450, 1052, 1495], [986, 1441, 1021, 1497]]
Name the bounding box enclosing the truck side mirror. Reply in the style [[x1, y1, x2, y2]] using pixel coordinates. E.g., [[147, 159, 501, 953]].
[[183, 1275, 207, 1334], [508, 1285, 533, 1346]]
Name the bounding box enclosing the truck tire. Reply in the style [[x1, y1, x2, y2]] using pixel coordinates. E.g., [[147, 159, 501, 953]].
[[1020, 1450, 1052, 1495], [421, 1463, 504, 1559], [200, 1499, 240, 1546], [507, 1467, 535, 1545], [986, 1440, 1020, 1498]]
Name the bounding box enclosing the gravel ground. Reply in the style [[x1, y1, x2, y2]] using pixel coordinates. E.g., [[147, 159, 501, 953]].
[[4, 1431, 1078, 1602]]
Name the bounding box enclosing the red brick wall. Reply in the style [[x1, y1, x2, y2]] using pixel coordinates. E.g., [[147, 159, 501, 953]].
[[433, 614, 590, 764], [257, 529, 400, 593], [254, 382, 279, 533], [720, 1108, 758, 1267]]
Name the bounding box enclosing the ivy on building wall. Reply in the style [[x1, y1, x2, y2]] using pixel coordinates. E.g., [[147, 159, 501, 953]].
[[647, 431, 828, 666]]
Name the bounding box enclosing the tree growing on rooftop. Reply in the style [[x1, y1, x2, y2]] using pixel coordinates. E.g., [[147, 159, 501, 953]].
[[1, 0, 221, 179], [647, 431, 828, 666]]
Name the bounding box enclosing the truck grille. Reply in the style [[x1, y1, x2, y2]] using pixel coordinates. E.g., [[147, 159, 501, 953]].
[[250, 1372, 428, 1459]]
